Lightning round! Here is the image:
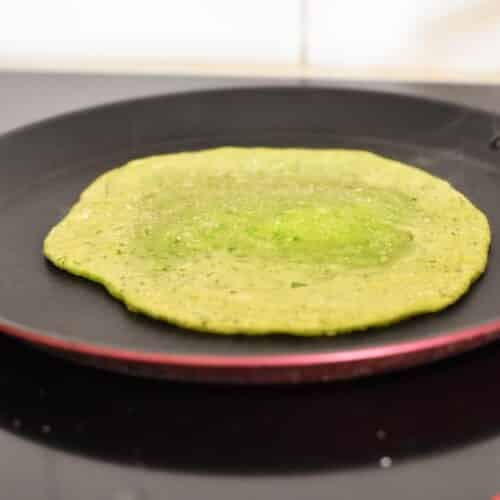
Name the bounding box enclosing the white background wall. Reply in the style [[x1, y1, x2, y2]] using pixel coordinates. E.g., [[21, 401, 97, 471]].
[[1, 0, 500, 81]]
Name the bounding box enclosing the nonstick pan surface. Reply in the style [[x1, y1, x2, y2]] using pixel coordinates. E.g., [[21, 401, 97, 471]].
[[1, 86, 499, 383]]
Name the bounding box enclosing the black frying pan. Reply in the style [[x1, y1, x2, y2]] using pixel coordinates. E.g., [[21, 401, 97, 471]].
[[0, 86, 499, 384]]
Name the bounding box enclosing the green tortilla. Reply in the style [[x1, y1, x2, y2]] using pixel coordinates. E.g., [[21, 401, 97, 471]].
[[43, 147, 491, 336]]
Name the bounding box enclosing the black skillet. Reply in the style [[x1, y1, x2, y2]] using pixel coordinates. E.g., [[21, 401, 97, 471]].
[[0, 86, 499, 384]]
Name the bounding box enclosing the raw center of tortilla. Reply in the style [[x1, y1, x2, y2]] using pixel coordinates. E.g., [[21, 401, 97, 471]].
[[249, 204, 413, 267], [140, 185, 415, 270]]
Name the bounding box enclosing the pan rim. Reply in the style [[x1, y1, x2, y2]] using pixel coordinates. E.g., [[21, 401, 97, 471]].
[[1, 84, 498, 143], [1, 315, 500, 369]]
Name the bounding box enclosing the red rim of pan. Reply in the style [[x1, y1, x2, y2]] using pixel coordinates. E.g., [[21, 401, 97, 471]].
[[1, 318, 500, 383]]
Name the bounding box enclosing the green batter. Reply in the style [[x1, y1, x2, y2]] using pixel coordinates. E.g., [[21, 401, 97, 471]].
[[43, 148, 491, 335]]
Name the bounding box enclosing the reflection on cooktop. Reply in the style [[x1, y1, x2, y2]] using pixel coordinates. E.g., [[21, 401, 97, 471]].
[[0, 333, 500, 475]]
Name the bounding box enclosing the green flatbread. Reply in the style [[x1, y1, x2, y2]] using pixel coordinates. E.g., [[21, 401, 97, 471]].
[[44, 147, 491, 336]]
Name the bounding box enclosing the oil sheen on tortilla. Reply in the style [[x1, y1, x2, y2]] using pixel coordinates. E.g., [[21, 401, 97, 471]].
[[43, 148, 491, 336]]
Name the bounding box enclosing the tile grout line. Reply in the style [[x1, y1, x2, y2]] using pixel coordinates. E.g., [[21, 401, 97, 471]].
[[299, 0, 309, 78]]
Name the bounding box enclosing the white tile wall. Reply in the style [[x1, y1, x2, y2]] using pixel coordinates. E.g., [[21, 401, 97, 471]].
[[306, 0, 500, 80], [1, 0, 500, 81], [0, 0, 301, 63]]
